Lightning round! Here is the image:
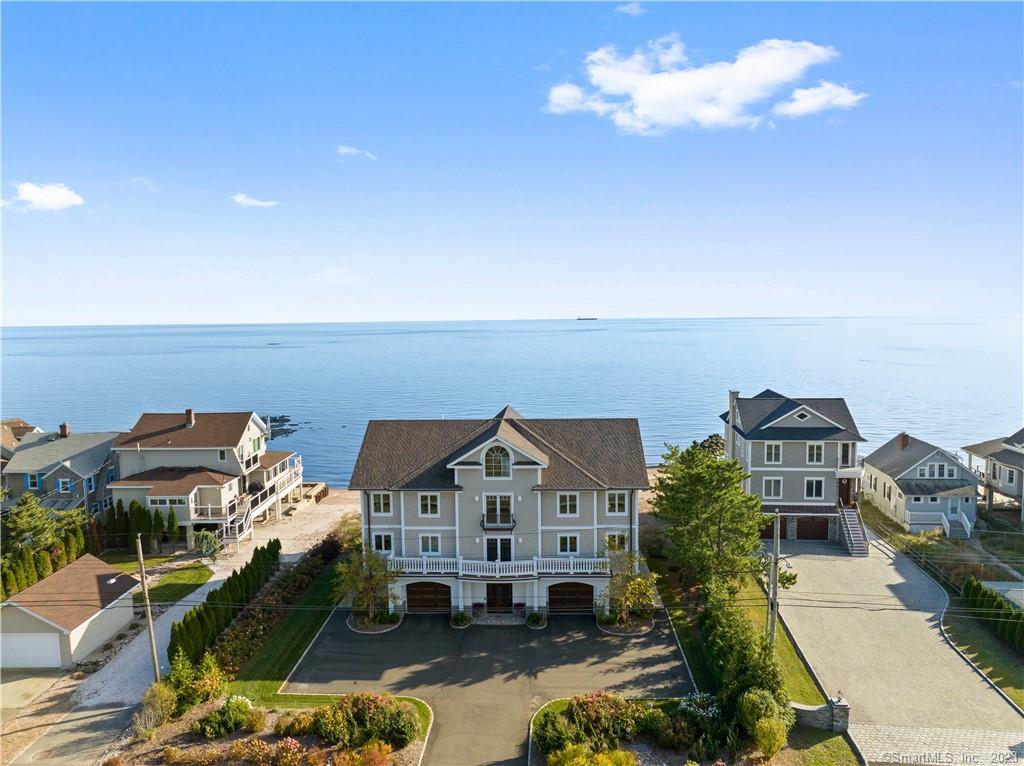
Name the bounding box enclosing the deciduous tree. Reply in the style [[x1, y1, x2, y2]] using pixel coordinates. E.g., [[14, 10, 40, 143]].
[[334, 549, 398, 625]]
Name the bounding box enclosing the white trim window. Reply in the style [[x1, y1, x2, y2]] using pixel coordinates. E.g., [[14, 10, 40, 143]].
[[912, 496, 923, 504], [484, 494, 513, 525], [928, 497, 939, 504], [27, 473, 40, 490], [372, 532, 394, 555], [557, 493, 579, 517], [1009, 469, 1017, 485], [57, 479, 72, 493], [558, 533, 579, 555], [804, 478, 825, 499], [419, 534, 441, 556], [806, 443, 824, 465], [419, 493, 439, 517], [606, 491, 627, 515], [371, 492, 392, 515], [604, 532, 628, 552], [794, 411, 810, 422], [764, 443, 783, 465], [763, 477, 783, 500], [84, 476, 97, 493], [218, 449, 228, 461], [917, 466, 927, 478], [484, 445, 511, 479]]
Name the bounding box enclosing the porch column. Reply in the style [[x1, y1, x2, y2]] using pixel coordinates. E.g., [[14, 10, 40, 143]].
[[532, 579, 539, 610]]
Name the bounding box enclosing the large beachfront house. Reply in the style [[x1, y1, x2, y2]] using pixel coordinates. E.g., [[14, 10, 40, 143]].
[[721, 389, 868, 555], [863, 432, 978, 538], [349, 406, 648, 616], [962, 428, 1024, 519], [1, 424, 119, 513], [109, 409, 303, 546]]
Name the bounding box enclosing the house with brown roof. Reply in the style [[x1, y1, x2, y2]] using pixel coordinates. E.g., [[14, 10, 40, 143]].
[[721, 389, 869, 555], [1, 418, 41, 469], [110, 409, 303, 547], [349, 405, 649, 617], [0, 554, 137, 668]]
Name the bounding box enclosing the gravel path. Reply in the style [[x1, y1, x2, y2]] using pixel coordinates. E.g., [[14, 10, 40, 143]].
[[10, 491, 358, 766]]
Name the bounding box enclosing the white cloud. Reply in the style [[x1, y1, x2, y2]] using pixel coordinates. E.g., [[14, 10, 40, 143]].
[[773, 81, 867, 117], [128, 176, 161, 193], [232, 193, 278, 208], [5, 182, 85, 211], [615, 2, 646, 16], [547, 35, 862, 134], [337, 145, 377, 161]]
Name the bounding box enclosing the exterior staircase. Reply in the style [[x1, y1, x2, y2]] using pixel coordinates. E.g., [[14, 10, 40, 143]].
[[839, 503, 869, 556], [946, 518, 969, 539]]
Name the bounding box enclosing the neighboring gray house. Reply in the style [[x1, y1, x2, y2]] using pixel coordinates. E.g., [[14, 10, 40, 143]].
[[0, 554, 137, 668], [1, 424, 120, 514], [721, 389, 868, 555], [863, 432, 978, 538], [349, 405, 648, 616], [963, 428, 1024, 520], [110, 409, 304, 546]]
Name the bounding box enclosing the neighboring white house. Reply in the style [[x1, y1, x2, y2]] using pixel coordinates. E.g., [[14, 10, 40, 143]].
[[349, 405, 649, 616], [110, 409, 304, 546], [863, 432, 978, 538], [963, 427, 1024, 523], [0, 554, 137, 668], [721, 388, 868, 555]]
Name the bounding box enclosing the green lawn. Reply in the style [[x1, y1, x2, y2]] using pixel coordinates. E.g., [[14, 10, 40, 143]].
[[736, 576, 825, 706], [135, 563, 212, 606], [227, 559, 342, 707], [100, 549, 181, 573], [777, 726, 859, 766], [944, 608, 1024, 707], [647, 558, 717, 693]]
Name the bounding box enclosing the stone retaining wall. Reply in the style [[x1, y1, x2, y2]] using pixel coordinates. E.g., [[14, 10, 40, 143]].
[[791, 697, 850, 732]]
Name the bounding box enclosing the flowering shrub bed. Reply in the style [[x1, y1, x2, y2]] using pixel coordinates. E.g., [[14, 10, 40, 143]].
[[275, 693, 418, 750], [213, 534, 342, 675]]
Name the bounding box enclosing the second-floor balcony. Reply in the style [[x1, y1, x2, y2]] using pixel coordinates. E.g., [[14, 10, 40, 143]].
[[479, 512, 516, 531], [190, 461, 303, 522], [387, 556, 610, 578]]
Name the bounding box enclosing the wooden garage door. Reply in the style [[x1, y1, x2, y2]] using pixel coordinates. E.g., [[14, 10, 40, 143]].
[[1, 633, 61, 668], [405, 582, 451, 613], [796, 516, 829, 540], [548, 583, 594, 613]]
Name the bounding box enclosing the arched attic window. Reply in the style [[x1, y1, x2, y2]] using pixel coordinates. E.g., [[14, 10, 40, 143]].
[[484, 445, 511, 478]]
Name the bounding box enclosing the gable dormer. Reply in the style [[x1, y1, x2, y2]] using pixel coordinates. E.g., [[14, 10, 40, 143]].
[[764, 405, 844, 430]]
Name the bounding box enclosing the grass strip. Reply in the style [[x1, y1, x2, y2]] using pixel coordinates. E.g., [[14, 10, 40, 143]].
[[944, 609, 1024, 708], [647, 558, 717, 693], [736, 576, 825, 706], [134, 563, 212, 606], [101, 549, 181, 573]]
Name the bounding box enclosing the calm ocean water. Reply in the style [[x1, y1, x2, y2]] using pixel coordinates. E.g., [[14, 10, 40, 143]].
[[2, 318, 1020, 486]]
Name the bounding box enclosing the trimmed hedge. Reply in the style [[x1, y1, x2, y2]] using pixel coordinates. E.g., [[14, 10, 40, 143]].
[[962, 577, 1024, 653], [168, 539, 282, 664]]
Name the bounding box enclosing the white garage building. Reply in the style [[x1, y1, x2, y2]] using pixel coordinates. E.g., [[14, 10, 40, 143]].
[[1, 554, 137, 668]]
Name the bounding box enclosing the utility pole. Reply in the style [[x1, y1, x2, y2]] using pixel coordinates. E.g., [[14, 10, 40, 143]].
[[768, 510, 781, 648], [136, 533, 161, 683]]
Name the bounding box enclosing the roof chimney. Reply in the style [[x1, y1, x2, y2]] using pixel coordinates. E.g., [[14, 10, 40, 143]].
[[898, 432, 909, 450], [727, 390, 739, 458], [185, 408, 196, 428], [59, 422, 70, 438]]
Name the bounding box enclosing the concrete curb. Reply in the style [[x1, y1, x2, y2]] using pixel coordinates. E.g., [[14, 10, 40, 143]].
[[595, 616, 653, 636], [869, 536, 1024, 719], [526, 699, 564, 766], [406, 696, 434, 766], [346, 611, 404, 635]]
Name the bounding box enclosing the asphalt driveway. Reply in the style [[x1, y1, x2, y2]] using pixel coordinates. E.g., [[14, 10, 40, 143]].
[[284, 612, 694, 766], [777, 540, 1023, 763]]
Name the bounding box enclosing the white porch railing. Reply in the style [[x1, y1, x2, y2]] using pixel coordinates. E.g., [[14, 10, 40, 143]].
[[958, 511, 974, 537], [386, 556, 610, 577]]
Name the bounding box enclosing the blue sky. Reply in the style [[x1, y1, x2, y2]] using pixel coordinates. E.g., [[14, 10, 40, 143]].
[[2, 2, 1021, 326]]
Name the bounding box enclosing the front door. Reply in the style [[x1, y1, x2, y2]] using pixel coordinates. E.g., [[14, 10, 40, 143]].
[[486, 537, 512, 562], [948, 497, 960, 516], [486, 583, 513, 612], [838, 478, 851, 505]]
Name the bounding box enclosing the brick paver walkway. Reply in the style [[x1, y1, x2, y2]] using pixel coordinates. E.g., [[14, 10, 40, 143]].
[[850, 724, 1024, 764]]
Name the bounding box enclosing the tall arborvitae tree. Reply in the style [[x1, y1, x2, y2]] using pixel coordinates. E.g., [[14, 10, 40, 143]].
[[19, 546, 38, 587], [11, 561, 27, 591], [139, 506, 153, 553], [74, 525, 86, 557], [106, 505, 118, 548], [167, 506, 179, 549], [116, 500, 129, 549], [152, 509, 165, 553], [35, 550, 53, 579], [2, 566, 18, 597]]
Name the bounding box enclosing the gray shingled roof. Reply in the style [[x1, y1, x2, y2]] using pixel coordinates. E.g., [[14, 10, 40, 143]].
[[896, 478, 975, 496], [720, 389, 863, 441], [962, 435, 1024, 470], [349, 406, 648, 490], [864, 433, 944, 477], [4, 432, 119, 478]]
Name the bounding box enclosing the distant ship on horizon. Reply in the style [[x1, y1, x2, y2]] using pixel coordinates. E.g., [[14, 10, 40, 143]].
[[576, 316, 597, 321]]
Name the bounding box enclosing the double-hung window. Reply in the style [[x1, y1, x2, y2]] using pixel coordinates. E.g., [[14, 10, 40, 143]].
[[606, 491, 627, 515], [804, 478, 824, 499], [1009, 469, 1017, 485], [85, 476, 96, 493], [763, 477, 783, 499], [806, 443, 824, 465], [558, 534, 579, 555], [936, 464, 946, 478], [371, 493, 392, 515], [27, 473, 40, 490], [558, 493, 579, 517], [764, 443, 782, 464], [419, 494, 439, 517], [917, 466, 927, 478], [373, 533, 393, 554], [218, 449, 228, 461], [57, 478, 72, 493], [419, 534, 441, 556], [605, 533, 628, 552]]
